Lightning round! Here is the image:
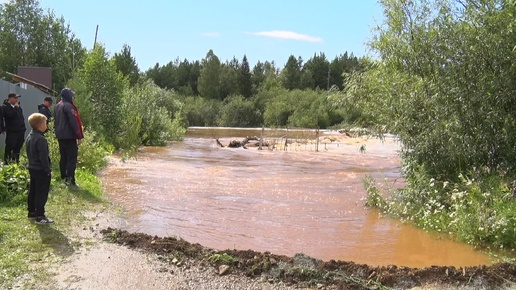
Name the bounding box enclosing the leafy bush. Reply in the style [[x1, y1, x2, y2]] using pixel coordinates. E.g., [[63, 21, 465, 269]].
[[169, 112, 187, 141], [365, 168, 516, 251], [69, 49, 187, 151], [116, 80, 186, 149], [46, 124, 110, 174], [263, 98, 292, 127], [0, 164, 29, 206], [218, 95, 262, 127], [263, 89, 337, 128], [180, 96, 221, 126], [77, 45, 127, 140]]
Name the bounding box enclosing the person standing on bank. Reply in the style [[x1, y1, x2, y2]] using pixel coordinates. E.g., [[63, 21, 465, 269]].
[[1, 93, 26, 164], [0, 100, 4, 135], [54, 88, 83, 188], [26, 113, 53, 224], [38, 96, 53, 123]]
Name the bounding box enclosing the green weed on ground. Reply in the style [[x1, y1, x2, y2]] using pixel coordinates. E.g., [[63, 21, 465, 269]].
[[0, 168, 106, 289]]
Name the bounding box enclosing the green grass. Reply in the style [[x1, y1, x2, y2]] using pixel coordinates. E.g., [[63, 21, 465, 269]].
[[0, 169, 106, 289]]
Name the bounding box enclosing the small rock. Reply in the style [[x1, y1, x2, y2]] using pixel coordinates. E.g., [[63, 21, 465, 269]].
[[219, 265, 230, 276], [172, 258, 178, 264], [151, 240, 156, 244], [158, 267, 168, 273]]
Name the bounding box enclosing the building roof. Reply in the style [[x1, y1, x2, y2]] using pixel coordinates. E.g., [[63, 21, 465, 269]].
[[6, 72, 56, 96]]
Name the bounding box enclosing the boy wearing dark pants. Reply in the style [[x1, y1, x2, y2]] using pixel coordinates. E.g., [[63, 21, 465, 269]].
[[26, 113, 53, 224]]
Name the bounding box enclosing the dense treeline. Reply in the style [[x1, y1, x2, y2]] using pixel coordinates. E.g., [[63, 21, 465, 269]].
[[145, 50, 360, 96], [140, 49, 362, 128], [107, 46, 363, 130]]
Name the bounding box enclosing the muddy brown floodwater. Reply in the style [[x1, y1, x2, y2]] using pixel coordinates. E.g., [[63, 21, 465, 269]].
[[100, 127, 493, 268]]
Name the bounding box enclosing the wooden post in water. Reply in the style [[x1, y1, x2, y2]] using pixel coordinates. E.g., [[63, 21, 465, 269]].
[[316, 129, 319, 152], [259, 126, 264, 150], [284, 128, 289, 151]]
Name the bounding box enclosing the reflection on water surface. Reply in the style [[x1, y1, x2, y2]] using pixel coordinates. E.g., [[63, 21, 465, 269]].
[[100, 128, 492, 267]]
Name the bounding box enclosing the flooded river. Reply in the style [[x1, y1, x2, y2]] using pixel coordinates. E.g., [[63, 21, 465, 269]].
[[100, 127, 493, 268]]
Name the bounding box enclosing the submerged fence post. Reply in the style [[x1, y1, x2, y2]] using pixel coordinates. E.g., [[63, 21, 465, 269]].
[[259, 125, 264, 150], [316, 128, 319, 152]]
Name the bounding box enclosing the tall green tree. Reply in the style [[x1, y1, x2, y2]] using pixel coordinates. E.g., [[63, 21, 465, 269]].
[[238, 55, 252, 98], [198, 49, 221, 99], [251, 61, 266, 94], [280, 55, 302, 90], [329, 52, 361, 90], [188, 60, 201, 95], [0, 0, 86, 90], [145, 58, 201, 95], [175, 58, 193, 95], [219, 57, 239, 99], [343, 0, 516, 179], [73, 44, 127, 141], [261, 61, 281, 92], [113, 44, 140, 86], [302, 52, 329, 90]]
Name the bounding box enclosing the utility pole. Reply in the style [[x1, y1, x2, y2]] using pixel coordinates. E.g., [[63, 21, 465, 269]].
[[93, 25, 99, 48]]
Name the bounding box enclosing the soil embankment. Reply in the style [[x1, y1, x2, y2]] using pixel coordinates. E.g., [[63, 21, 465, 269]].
[[52, 211, 515, 290]]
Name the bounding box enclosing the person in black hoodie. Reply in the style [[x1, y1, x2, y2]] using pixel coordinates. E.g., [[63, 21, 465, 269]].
[[54, 88, 83, 188], [38, 97, 53, 123], [1, 93, 26, 164], [26, 112, 53, 224], [0, 101, 4, 134]]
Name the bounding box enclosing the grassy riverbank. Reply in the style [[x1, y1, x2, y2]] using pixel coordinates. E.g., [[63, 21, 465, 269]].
[[0, 168, 105, 289]]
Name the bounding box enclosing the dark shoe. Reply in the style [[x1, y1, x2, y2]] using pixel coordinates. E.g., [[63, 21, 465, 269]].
[[35, 216, 54, 224], [28, 212, 37, 219], [63, 177, 71, 186]]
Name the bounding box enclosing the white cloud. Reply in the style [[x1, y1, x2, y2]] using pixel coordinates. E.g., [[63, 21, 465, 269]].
[[249, 30, 323, 43], [202, 32, 220, 38]]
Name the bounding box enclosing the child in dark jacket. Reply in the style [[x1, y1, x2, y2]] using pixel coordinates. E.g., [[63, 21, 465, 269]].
[[25, 113, 53, 224]]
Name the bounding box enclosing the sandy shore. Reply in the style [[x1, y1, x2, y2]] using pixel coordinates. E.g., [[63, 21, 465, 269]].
[[49, 210, 299, 290]]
